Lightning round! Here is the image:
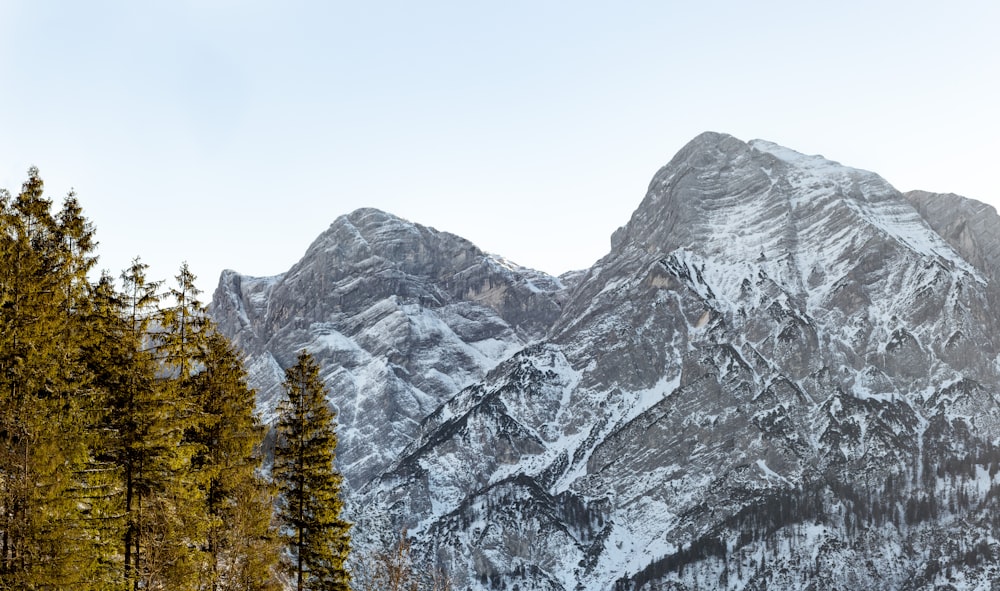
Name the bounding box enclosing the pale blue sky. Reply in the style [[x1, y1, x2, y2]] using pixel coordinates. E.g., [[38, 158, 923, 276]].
[[1, 1, 997, 296]]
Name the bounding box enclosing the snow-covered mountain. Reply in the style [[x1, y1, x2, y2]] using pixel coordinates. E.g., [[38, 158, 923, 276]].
[[209, 207, 565, 488], [211, 133, 1000, 590]]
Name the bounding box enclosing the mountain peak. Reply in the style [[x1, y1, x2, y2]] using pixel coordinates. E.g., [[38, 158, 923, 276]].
[[209, 206, 566, 485], [609, 133, 971, 278], [294, 207, 481, 283], [671, 130, 743, 155], [350, 135, 1000, 590], [748, 138, 838, 167], [212, 133, 1000, 591], [334, 207, 418, 238]]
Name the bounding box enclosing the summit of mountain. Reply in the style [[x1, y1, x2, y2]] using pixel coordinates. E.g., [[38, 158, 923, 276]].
[[212, 133, 1000, 590], [209, 207, 565, 487]]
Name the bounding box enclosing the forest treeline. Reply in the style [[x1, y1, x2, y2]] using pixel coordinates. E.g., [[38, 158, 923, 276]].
[[0, 169, 374, 590]]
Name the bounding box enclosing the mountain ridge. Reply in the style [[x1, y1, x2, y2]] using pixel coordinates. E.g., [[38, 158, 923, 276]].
[[211, 132, 1000, 590], [209, 207, 567, 487]]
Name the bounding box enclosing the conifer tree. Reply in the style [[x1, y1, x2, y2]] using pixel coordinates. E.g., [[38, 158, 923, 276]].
[[273, 351, 351, 591], [115, 257, 210, 590], [107, 258, 169, 590], [193, 333, 281, 591], [49, 194, 112, 591], [85, 262, 282, 591], [161, 262, 209, 377], [0, 169, 102, 589], [0, 169, 286, 590], [153, 263, 215, 589], [80, 272, 134, 590]]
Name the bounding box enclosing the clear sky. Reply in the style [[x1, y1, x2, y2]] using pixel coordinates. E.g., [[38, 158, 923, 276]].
[[1, 1, 997, 298]]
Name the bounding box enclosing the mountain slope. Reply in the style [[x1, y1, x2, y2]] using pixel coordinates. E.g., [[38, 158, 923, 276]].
[[905, 189, 1000, 287], [212, 133, 1000, 591], [209, 208, 565, 487], [351, 133, 1000, 591]]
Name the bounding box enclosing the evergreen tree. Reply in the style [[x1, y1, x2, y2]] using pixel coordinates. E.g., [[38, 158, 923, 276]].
[[273, 351, 351, 591], [153, 263, 214, 589], [0, 169, 100, 589], [193, 333, 281, 591], [80, 273, 133, 590], [116, 258, 166, 590], [112, 258, 209, 590], [87, 263, 281, 591], [0, 169, 284, 590], [160, 262, 209, 376]]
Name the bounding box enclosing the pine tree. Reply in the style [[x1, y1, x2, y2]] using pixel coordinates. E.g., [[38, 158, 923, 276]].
[[0, 169, 100, 588], [160, 262, 209, 377], [111, 258, 209, 590], [193, 333, 281, 591], [86, 262, 280, 591], [0, 169, 287, 590], [80, 273, 133, 590], [49, 192, 109, 590], [273, 351, 351, 591], [153, 263, 215, 589], [117, 258, 166, 590]]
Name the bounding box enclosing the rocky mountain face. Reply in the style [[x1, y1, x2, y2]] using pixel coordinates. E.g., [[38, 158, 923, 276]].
[[905, 190, 1000, 289], [211, 133, 1000, 590], [209, 207, 565, 487]]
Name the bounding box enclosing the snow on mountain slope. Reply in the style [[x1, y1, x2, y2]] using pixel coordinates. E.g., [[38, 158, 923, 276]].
[[209, 208, 566, 488], [349, 133, 1000, 591], [212, 133, 1000, 591], [905, 189, 1000, 287]]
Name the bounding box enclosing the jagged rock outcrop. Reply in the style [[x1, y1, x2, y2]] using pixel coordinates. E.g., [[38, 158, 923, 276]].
[[209, 207, 565, 487], [905, 189, 1000, 285], [349, 134, 1000, 591], [213, 134, 1000, 591]]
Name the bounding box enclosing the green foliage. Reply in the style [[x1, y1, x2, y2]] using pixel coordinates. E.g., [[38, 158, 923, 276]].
[[193, 333, 281, 591], [0, 169, 282, 590], [274, 351, 351, 591], [0, 168, 102, 589]]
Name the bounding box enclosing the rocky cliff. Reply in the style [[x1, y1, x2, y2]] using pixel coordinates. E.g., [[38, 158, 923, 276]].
[[212, 133, 1000, 590], [209, 207, 565, 487]]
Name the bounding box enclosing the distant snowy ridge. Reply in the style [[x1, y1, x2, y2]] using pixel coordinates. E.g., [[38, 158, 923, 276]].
[[209, 207, 565, 488], [212, 132, 1000, 591]]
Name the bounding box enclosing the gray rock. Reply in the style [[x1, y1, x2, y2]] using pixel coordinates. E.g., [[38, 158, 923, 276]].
[[351, 134, 1000, 590], [209, 208, 564, 487], [214, 134, 1000, 591]]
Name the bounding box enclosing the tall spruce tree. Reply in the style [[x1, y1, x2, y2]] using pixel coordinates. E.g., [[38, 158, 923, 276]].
[[273, 351, 351, 591], [117, 258, 211, 590], [154, 263, 214, 589], [116, 258, 167, 591], [193, 333, 281, 591], [81, 272, 134, 590], [50, 191, 109, 590], [0, 170, 100, 589], [160, 262, 209, 377], [87, 263, 281, 591], [0, 170, 284, 590]]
